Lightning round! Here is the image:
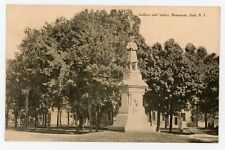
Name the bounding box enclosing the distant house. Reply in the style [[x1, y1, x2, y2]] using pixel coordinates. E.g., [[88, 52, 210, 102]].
[[148, 110, 218, 129]]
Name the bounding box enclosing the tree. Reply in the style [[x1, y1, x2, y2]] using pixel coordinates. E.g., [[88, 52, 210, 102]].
[[198, 52, 219, 128], [6, 59, 26, 127], [61, 9, 147, 130], [143, 39, 192, 133], [184, 43, 219, 128], [143, 42, 171, 132], [184, 43, 219, 129], [6, 9, 149, 130]]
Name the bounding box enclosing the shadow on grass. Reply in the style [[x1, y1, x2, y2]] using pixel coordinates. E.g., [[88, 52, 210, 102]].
[[198, 128, 218, 135], [188, 139, 213, 143], [160, 128, 193, 135], [7, 126, 104, 135]]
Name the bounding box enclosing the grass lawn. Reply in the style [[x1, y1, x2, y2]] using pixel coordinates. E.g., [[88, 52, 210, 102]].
[[5, 128, 218, 143]]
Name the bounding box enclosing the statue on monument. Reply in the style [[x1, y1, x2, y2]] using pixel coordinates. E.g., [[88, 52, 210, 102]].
[[126, 37, 138, 70]]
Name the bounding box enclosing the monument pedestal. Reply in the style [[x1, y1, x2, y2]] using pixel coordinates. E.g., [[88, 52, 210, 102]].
[[109, 71, 154, 132]]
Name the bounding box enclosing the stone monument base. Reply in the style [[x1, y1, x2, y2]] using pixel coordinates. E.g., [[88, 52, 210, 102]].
[[108, 111, 155, 133], [108, 113, 128, 132], [108, 39, 155, 133]]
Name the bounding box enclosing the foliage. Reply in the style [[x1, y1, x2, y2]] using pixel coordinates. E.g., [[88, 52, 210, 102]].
[[6, 9, 219, 130]]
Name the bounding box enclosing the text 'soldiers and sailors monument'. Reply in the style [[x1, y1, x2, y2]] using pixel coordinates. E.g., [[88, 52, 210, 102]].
[[109, 37, 153, 132]]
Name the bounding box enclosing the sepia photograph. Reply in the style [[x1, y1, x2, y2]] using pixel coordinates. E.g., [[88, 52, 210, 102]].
[[5, 5, 219, 143]]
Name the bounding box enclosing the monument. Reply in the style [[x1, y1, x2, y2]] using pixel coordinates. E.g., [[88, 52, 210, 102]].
[[109, 38, 153, 132]]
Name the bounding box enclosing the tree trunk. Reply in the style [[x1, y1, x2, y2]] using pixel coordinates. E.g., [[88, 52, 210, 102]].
[[98, 110, 101, 129], [205, 113, 208, 128], [34, 115, 38, 127], [78, 115, 84, 131], [156, 111, 161, 132], [47, 111, 51, 129], [56, 99, 61, 127], [165, 114, 169, 129], [67, 111, 70, 125], [149, 111, 152, 126], [14, 111, 18, 128], [5, 107, 9, 128], [88, 107, 92, 132], [59, 111, 62, 125], [73, 113, 77, 125], [178, 112, 183, 132], [212, 113, 216, 129], [57, 112, 59, 127], [42, 113, 45, 126], [25, 94, 29, 129], [169, 113, 173, 133], [57, 107, 60, 127], [111, 104, 114, 125], [44, 113, 47, 127], [95, 111, 98, 132]]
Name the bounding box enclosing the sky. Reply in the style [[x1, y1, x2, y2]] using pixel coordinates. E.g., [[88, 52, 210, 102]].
[[6, 5, 220, 59]]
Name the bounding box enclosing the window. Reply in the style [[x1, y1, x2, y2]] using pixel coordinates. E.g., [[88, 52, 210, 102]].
[[162, 114, 165, 121], [181, 113, 186, 121], [174, 117, 178, 125]]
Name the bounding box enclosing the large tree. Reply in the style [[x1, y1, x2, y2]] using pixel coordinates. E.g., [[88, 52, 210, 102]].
[[184, 44, 219, 128], [6, 9, 150, 130], [143, 39, 193, 132]]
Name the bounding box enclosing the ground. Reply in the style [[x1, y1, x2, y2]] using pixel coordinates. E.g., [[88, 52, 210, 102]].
[[5, 127, 218, 143]]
